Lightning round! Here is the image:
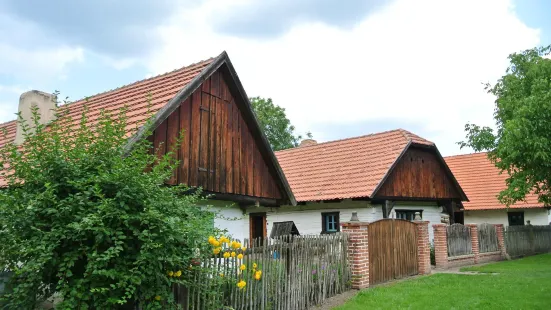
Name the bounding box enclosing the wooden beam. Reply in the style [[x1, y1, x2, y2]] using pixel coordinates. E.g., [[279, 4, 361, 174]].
[[382, 200, 395, 218]]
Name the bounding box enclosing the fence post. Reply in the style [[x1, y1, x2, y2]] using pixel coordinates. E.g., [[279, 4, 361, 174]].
[[432, 224, 448, 269], [494, 224, 507, 258], [466, 224, 479, 264], [341, 221, 370, 289], [414, 220, 431, 275]]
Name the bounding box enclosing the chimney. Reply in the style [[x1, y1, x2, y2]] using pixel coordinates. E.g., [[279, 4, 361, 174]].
[[15, 90, 57, 145], [299, 139, 317, 147]]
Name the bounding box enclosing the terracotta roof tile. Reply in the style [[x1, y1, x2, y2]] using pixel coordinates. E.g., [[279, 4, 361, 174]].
[[0, 57, 215, 186], [274, 129, 434, 202], [444, 152, 544, 210]]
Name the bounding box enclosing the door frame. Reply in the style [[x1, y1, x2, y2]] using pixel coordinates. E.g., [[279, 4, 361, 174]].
[[249, 212, 267, 241]]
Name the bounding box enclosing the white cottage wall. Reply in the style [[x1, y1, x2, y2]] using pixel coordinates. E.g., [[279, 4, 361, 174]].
[[464, 208, 549, 226]]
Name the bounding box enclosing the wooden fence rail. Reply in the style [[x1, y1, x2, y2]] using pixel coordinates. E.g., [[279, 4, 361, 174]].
[[478, 223, 499, 253], [177, 234, 350, 310], [505, 225, 551, 258], [447, 224, 472, 257]]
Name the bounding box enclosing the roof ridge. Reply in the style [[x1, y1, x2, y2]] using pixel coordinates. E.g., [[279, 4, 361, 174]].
[[0, 119, 16, 128], [275, 129, 405, 154], [444, 151, 489, 159], [397, 128, 412, 142], [63, 56, 216, 108]]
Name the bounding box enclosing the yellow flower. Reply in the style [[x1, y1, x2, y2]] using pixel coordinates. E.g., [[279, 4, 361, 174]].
[[167, 271, 174, 277], [212, 240, 220, 247], [213, 247, 221, 255], [223, 252, 230, 259], [231, 241, 242, 249], [154, 295, 161, 301], [254, 271, 262, 280], [220, 273, 224, 277], [237, 254, 243, 260], [237, 280, 246, 289], [253, 263, 258, 269], [174, 270, 182, 277], [219, 236, 229, 244], [239, 264, 246, 271], [241, 246, 247, 252], [208, 236, 216, 244], [231, 252, 236, 258]]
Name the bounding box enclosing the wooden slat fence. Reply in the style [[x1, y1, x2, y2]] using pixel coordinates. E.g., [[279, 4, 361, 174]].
[[447, 224, 472, 257], [177, 234, 350, 310], [477, 223, 499, 253], [505, 225, 551, 258]]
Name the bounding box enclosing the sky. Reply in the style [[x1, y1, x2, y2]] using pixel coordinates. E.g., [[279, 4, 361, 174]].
[[0, 0, 549, 156]]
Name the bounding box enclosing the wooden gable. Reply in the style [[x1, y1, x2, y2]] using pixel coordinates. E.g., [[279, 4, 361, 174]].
[[148, 68, 283, 200], [375, 147, 461, 200]]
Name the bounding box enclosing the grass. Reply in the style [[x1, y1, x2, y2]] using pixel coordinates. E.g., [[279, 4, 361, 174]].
[[334, 254, 551, 310]]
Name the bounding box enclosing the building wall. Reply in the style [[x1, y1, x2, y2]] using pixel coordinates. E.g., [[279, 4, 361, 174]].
[[464, 208, 549, 226], [202, 200, 249, 242], [390, 201, 441, 242]]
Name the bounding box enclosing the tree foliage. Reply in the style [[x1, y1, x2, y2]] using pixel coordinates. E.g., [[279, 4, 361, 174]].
[[460, 45, 551, 206], [0, 99, 216, 309], [250, 97, 311, 151]]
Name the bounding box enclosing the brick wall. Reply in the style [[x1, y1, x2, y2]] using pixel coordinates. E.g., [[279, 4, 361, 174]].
[[432, 223, 506, 269], [341, 222, 370, 289], [415, 221, 431, 274]]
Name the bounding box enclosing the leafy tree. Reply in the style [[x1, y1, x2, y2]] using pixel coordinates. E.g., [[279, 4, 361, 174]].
[[250, 97, 311, 151], [460, 45, 551, 206], [0, 99, 217, 309]]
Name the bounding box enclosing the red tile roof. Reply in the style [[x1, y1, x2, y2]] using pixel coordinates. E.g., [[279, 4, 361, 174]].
[[444, 152, 544, 210], [274, 129, 434, 202], [0, 57, 214, 186]]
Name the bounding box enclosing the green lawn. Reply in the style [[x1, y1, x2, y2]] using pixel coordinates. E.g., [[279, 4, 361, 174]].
[[334, 254, 551, 310]]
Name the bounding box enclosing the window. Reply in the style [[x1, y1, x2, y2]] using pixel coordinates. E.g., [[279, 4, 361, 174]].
[[395, 210, 422, 221], [508, 212, 524, 226], [322, 212, 340, 233]]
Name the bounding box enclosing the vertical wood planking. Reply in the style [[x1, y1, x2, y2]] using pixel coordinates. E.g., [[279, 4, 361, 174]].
[[153, 120, 167, 161], [166, 106, 180, 185], [189, 91, 201, 186], [208, 93, 217, 191], [225, 100, 233, 193], [240, 116, 248, 195], [179, 97, 192, 185], [199, 91, 210, 189], [217, 98, 226, 192]]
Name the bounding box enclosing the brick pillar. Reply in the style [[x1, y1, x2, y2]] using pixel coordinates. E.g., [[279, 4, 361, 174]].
[[432, 224, 448, 269], [341, 221, 369, 289], [467, 224, 479, 264], [494, 224, 506, 258], [414, 221, 431, 274]]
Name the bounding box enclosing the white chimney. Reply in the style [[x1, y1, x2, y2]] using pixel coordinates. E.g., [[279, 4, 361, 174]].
[[299, 139, 317, 147], [15, 90, 57, 145]]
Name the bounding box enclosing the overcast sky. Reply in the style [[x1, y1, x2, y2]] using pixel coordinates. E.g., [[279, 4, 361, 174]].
[[0, 0, 549, 156]]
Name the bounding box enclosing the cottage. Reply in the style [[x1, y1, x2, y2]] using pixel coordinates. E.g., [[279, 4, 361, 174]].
[[445, 152, 550, 226], [250, 130, 468, 242], [0, 52, 296, 242]]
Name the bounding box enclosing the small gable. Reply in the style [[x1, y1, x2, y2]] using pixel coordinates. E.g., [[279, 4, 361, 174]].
[[375, 147, 461, 200], [149, 67, 284, 200]]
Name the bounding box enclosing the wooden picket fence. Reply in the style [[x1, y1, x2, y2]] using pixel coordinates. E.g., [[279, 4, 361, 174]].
[[176, 234, 350, 310], [505, 225, 551, 258], [447, 224, 472, 257], [477, 223, 499, 253]]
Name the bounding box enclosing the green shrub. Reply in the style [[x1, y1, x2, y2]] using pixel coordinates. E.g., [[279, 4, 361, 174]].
[[0, 101, 217, 309]]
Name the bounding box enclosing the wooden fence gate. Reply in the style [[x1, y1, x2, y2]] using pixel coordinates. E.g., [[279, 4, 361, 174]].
[[368, 219, 418, 285]]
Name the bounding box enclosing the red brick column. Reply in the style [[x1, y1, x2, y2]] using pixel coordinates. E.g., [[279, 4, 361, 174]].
[[466, 224, 479, 264], [341, 221, 369, 289], [494, 224, 506, 258], [415, 221, 431, 274], [432, 224, 448, 269]]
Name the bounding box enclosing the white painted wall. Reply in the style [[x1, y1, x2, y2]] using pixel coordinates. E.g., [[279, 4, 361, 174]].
[[201, 200, 249, 242], [464, 208, 549, 226], [389, 201, 441, 242]]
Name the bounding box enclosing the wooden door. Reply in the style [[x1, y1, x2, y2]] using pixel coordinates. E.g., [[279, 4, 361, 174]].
[[368, 219, 418, 285], [249, 213, 267, 242]]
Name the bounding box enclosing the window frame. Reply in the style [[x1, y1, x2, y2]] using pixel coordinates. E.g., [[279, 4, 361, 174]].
[[508, 211, 525, 226], [395, 209, 423, 221], [321, 212, 340, 234]]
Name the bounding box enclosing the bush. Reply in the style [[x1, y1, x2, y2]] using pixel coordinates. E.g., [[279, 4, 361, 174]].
[[0, 102, 217, 309], [430, 243, 436, 266]]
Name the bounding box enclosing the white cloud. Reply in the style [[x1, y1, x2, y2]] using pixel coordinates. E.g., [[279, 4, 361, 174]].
[[148, 0, 540, 156]]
